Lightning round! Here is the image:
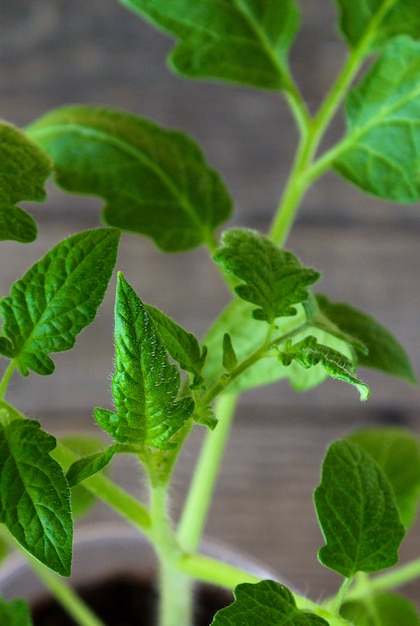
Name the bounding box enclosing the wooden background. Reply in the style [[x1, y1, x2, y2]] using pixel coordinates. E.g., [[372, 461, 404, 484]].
[[1, 0, 419, 611]]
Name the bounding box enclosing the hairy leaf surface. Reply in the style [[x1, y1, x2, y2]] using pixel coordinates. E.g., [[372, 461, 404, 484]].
[[279, 336, 370, 400], [95, 274, 194, 450], [119, 0, 300, 90], [146, 304, 206, 387], [341, 593, 420, 625], [0, 420, 72, 576], [55, 435, 108, 518], [316, 294, 416, 383], [334, 37, 420, 202], [214, 229, 320, 323], [314, 439, 405, 578], [0, 228, 120, 375], [335, 0, 420, 51], [211, 580, 328, 625], [27, 106, 232, 251], [0, 122, 51, 243], [66, 444, 119, 487], [349, 428, 420, 529], [0, 597, 33, 626]]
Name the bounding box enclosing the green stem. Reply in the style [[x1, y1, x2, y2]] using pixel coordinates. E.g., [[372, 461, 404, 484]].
[[328, 578, 353, 614], [28, 559, 106, 626], [283, 74, 312, 138], [268, 3, 391, 248], [177, 392, 238, 553], [150, 485, 193, 626], [179, 552, 349, 625], [307, 0, 395, 165], [268, 135, 312, 246], [346, 558, 420, 602], [200, 337, 272, 407], [0, 361, 16, 400]]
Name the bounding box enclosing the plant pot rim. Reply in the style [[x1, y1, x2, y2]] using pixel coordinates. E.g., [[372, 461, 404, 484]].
[[0, 521, 282, 603]]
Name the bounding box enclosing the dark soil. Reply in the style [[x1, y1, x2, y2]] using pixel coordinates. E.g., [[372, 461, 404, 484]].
[[32, 573, 232, 626]]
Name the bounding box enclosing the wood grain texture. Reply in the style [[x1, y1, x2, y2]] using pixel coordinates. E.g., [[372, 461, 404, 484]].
[[1, 0, 419, 611]]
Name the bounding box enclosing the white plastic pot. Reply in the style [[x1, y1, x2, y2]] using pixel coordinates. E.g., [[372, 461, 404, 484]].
[[0, 522, 280, 619]]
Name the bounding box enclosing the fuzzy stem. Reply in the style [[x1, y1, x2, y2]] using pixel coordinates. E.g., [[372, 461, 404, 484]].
[[150, 485, 193, 626]]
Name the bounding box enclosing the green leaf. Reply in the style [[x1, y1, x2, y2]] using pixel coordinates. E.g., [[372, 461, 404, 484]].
[[54, 435, 109, 519], [341, 593, 420, 626], [334, 0, 420, 51], [316, 294, 417, 383], [0, 122, 51, 243], [0, 207, 37, 245], [211, 580, 328, 625], [27, 106, 232, 252], [66, 444, 119, 487], [146, 304, 207, 387], [222, 333, 238, 372], [94, 273, 194, 450], [279, 335, 370, 400], [214, 229, 320, 323], [314, 439, 405, 578], [0, 420, 72, 576], [0, 597, 33, 626], [119, 0, 300, 91], [348, 428, 420, 529], [334, 36, 420, 202], [0, 228, 120, 375]]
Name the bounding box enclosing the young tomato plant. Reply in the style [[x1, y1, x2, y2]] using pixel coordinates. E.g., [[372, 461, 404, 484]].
[[1, 1, 420, 625]]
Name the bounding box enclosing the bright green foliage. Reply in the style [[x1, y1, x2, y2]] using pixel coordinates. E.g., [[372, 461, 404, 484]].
[[334, 0, 420, 51], [0, 122, 51, 243], [0, 420, 72, 576], [341, 593, 420, 625], [349, 428, 420, 529], [211, 580, 328, 625], [0, 1, 419, 621], [203, 299, 358, 394], [66, 444, 119, 487], [214, 229, 320, 323], [146, 305, 207, 388], [0, 229, 120, 375], [334, 36, 420, 202], [316, 294, 417, 383], [279, 336, 370, 400], [314, 439, 405, 578], [0, 596, 33, 626], [27, 106, 232, 252], [94, 274, 194, 450], [119, 0, 300, 90]]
